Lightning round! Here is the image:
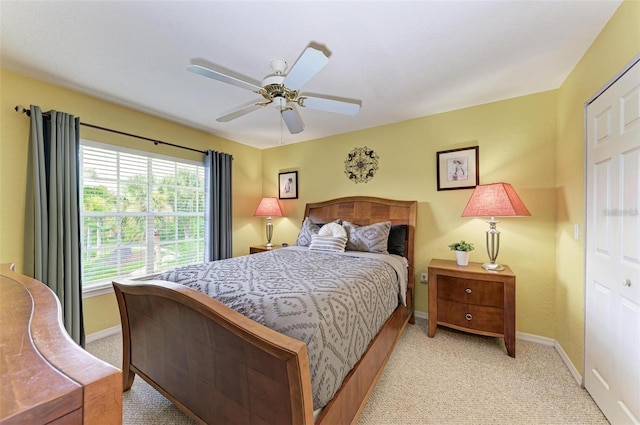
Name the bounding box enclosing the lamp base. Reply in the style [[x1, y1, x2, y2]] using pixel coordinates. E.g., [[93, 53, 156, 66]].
[[265, 218, 274, 248], [482, 262, 504, 271]]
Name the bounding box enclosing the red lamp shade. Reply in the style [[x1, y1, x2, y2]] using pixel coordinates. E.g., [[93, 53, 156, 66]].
[[462, 183, 531, 218], [254, 197, 283, 248], [254, 197, 284, 218]]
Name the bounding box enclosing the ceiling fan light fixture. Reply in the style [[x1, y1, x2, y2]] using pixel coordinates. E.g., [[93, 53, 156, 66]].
[[273, 96, 287, 110]]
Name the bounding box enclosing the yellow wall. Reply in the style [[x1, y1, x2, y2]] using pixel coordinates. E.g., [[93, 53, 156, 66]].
[[260, 0, 638, 374], [555, 0, 640, 373], [263, 90, 559, 337], [0, 0, 636, 373], [0, 69, 263, 334]]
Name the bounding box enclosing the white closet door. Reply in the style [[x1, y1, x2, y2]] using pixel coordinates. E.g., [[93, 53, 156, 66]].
[[585, 57, 640, 425]]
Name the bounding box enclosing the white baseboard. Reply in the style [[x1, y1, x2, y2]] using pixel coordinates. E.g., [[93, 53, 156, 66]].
[[516, 330, 555, 346], [86, 325, 121, 344], [515, 331, 582, 385], [554, 339, 583, 385], [415, 310, 582, 385], [414, 310, 428, 320]]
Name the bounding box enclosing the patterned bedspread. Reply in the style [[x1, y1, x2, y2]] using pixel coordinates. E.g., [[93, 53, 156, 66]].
[[156, 246, 406, 410]]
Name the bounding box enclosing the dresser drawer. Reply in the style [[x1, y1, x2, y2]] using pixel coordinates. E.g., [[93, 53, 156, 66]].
[[437, 276, 504, 308]]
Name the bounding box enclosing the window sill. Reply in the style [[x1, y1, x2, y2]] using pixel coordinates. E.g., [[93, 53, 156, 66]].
[[82, 273, 163, 299], [83, 282, 114, 298]]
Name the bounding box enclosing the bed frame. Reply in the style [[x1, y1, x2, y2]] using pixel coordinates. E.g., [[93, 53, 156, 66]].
[[113, 196, 416, 425]]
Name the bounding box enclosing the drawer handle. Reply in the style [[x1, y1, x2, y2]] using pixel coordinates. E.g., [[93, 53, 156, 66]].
[[465, 288, 472, 294], [465, 313, 472, 321]]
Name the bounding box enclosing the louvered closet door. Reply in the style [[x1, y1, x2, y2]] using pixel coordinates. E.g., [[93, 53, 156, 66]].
[[585, 57, 640, 425]]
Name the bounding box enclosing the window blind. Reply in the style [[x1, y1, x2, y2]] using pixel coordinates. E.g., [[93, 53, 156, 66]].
[[79, 142, 205, 288]]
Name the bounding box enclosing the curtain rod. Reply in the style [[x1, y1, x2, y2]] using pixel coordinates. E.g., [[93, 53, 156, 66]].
[[14, 105, 208, 155]]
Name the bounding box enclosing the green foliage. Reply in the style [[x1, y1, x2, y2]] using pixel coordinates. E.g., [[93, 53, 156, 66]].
[[448, 240, 475, 252], [81, 164, 204, 286]]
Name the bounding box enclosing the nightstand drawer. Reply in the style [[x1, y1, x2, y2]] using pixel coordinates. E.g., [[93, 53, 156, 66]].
[[437, 299, 505, 334], [437, 298, 469, 328], [437, 276, 504, 308], [467, 304, 504, 334]]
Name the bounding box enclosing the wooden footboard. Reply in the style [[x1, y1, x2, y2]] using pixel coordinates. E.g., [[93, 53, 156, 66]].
[[114, 278, 411, 425], [113, 279, 315, 425]]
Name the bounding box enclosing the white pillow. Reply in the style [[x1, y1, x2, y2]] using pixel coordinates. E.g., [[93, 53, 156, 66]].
[[295, 218, 341, 247], [308, 235, 348, 252], [318, 222, 347, 238]]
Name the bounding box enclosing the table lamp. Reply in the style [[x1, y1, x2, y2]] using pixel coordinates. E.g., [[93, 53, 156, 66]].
[[461, 183, 531, 271], [254, 197, 284, 247]]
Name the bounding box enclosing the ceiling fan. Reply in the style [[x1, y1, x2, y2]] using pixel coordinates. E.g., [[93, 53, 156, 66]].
[[187, 43, 361, 135]]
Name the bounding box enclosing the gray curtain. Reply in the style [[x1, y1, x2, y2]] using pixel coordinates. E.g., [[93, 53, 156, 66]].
[[204, 150, 233, 261], [26, 105, 84, 347]]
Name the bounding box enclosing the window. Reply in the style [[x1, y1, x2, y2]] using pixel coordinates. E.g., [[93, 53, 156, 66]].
[[80, 141, 205, 291]]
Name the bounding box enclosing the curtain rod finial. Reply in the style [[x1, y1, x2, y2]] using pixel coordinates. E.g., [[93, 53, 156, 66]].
[[14, 105, 31, 116]]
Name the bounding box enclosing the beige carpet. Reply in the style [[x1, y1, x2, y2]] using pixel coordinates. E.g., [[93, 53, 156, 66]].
[[86, 319, 608, 425]]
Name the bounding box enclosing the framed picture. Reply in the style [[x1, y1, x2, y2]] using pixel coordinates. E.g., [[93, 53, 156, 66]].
[[436, 146, 479, 191], [279, 171, 298, 199]]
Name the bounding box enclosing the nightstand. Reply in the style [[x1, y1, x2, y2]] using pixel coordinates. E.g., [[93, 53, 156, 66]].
[[249, 245, 284, 254], [427, 259, 516, 357]]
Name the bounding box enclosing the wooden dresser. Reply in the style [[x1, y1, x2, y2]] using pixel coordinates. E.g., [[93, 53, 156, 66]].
[[427, 259, 516, 357], [0, 264, 122, 424]]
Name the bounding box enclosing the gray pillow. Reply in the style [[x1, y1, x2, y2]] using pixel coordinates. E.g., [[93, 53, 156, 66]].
[[295, 217, 320, 247], [296, 218, 341, 247], [342, 220, 392, 253]]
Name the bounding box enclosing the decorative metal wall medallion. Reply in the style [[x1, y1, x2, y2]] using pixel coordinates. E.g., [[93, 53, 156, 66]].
[[344, 146, 379, 183]]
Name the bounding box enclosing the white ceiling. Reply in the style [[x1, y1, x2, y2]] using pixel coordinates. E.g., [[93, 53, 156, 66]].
[[1, 1, 621, 149]]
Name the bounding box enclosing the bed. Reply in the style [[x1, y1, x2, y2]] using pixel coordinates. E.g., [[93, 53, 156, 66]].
[[113, 196, 416, 425]]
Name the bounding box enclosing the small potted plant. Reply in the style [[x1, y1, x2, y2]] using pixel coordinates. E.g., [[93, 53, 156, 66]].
[[448, 240, 475, 266]]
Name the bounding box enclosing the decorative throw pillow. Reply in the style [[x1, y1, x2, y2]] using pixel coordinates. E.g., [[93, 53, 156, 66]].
[[387, 225, 407, 257], [318, 222, 347, 238], [295, 217, 320, 247], [308, 235, 348, 252], [295, 218, 341, 247], [342, 220, 392, 253]]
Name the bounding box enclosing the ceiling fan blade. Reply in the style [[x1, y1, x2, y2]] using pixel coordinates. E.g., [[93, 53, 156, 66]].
[[216, 100, 269, 122], [281, 106, 304, 134], [298, 94, 361, 116], [188, 58, 262, 92], [282, 45, 329, 91]]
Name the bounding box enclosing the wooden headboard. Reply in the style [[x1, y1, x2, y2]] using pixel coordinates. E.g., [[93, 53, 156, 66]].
[[305, 196, 417, 312]]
